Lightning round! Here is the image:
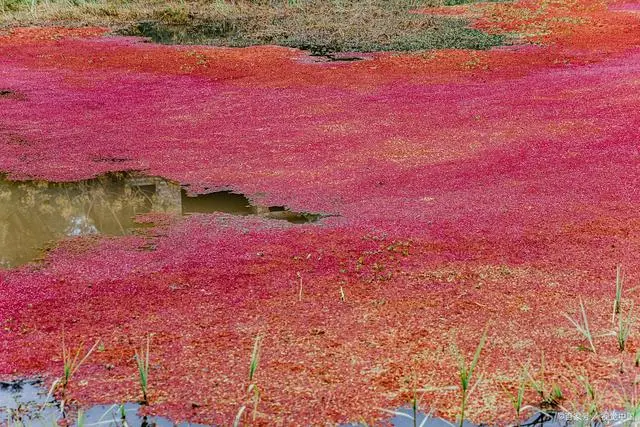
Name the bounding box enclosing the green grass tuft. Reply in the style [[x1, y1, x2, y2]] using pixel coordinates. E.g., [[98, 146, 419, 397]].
[[616, 303, 634, 352], [527, 353, 563, 409], [563, 299, 596, 354], [451, 328, 487, 427], [60, 336, 100, 392], [501, 363, 530, 425], [613, 264, 624, 323], [134, 335, 151, 404], [236, 333, 264, 425]]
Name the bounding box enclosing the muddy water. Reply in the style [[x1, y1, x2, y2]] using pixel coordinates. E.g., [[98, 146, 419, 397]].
[[0, 174, 323, 268]]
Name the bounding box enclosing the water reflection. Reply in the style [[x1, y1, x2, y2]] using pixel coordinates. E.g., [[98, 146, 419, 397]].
[[1, 378, 206, 427], [348, 407, 572, 427], [117, 20, 240, 45], [0, 174, 324, 268], [1, 379, 594, 427]]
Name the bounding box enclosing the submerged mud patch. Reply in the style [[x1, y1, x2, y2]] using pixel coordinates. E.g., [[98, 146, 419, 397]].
[[4, 134, 30, 146], [0, 89, 25, 100], [0, 173, 327, 268]]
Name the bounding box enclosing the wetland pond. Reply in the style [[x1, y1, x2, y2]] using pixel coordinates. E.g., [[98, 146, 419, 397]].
[[0, 174, 324, 268]]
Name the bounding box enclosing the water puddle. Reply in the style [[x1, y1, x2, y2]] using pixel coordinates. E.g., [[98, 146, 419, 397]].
[[116, 21, 241, 45], [0, 173, 325, 268], [1, 378, 206, 427], [349, 406, 634, 426], [116, 21, 370, 58], [369, 407, 568, 427]]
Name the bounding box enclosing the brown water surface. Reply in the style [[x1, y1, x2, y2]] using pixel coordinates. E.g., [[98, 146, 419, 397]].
[[0, 174, 323, 268]]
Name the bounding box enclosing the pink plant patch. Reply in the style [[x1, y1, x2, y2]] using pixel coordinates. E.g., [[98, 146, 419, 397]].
[[610, 2, 640, 11]]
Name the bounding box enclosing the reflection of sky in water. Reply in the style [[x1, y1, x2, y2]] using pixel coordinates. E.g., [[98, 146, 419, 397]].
[[1, 378, 569, 427], [65, 215, 99, 237], [344, 407, 566, 427], [1, 379, 208, 427]]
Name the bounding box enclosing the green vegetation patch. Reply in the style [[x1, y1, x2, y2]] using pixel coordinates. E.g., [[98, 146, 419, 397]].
[[1, 0, 509, 53]]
